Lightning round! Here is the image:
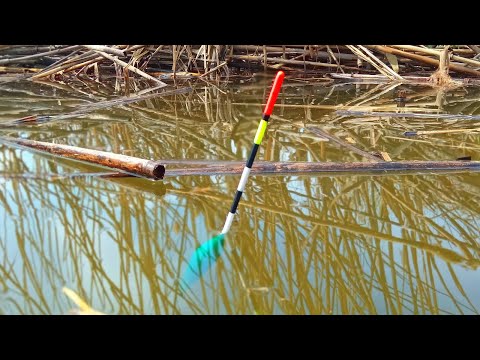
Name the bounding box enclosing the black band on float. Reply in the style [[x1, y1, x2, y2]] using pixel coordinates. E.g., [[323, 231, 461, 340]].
[[246, 144, 259, 168], [230, 190, 243, 214]]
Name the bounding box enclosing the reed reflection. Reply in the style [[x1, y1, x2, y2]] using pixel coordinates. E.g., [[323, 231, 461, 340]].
[[0, 78, 479, 314]]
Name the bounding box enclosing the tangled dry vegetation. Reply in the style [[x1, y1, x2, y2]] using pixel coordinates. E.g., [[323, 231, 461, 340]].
[[1, 45, 480, 89]]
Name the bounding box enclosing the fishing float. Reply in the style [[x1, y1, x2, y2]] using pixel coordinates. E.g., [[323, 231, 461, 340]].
[[180, 71, 285, 288]]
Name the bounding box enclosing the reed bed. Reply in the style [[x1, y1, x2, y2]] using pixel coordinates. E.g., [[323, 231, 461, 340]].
[[1, 45, 480, 92]]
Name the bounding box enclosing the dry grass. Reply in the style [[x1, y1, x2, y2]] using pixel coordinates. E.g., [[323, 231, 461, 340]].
[[1, 45, 480, 93]]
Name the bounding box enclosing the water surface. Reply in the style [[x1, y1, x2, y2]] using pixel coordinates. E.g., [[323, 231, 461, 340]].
[[0, 76, 479, 314]]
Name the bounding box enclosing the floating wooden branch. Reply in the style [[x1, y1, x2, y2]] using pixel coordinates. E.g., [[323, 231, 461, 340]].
[[165, 160, 480, 177], [0, 152, 478, 180]]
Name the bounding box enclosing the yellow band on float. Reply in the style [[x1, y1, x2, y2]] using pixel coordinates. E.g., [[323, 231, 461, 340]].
[[253, 119, 268, 145]]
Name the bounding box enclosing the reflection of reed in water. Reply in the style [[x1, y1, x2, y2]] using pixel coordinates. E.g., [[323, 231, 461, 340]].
[[0, 79, 479, 314], [1, 153, 479, 314]]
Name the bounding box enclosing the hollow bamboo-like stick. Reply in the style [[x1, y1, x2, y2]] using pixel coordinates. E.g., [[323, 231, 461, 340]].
[[0, 137, 165, 180]]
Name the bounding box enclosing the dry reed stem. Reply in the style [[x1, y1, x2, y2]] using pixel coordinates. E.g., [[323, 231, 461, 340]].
[[93, 50, 167, 87]]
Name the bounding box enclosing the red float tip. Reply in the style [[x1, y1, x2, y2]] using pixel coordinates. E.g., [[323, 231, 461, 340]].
[[263, 71, 285, 116]]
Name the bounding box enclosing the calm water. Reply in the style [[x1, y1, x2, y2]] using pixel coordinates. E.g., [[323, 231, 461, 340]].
[[0, 76, 479, 314]]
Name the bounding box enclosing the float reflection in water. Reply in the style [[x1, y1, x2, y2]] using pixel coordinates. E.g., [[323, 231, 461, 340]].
[[180, 233, 226, 291]]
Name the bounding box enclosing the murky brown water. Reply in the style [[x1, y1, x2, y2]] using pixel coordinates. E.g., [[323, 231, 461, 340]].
[[0, 75, 479, 314]]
